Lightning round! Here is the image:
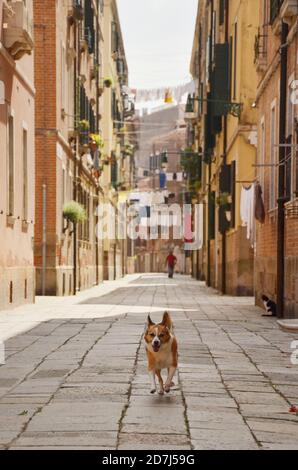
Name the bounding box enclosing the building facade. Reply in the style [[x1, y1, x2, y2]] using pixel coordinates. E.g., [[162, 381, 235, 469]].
[[0, 0, 35, 309], [254, 0, 298, 317], [34, 0, 135, 295], [101, 0, 135, 280], [189, 0, 259, 296]]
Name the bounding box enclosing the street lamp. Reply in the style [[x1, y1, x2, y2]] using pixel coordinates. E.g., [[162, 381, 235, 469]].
[[185, 93, 243, 119]]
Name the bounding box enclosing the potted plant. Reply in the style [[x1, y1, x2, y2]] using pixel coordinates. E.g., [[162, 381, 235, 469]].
[[77, 119, 90, 131], [216, 192, 232, 207], [103, 77, 113, 88], [63, 201, 87, 225], [89, 133, 104, 150]]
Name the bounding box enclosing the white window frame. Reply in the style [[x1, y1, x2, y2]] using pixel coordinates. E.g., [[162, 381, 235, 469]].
[[287, 74, 295, 200], [269, 99, 277, 211], [260, 116, 265, 191], [22, 122, 28, 221], [7, 108, 15, 216]]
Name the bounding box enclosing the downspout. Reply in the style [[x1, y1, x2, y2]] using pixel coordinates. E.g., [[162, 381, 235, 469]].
[[73, 20, 78, 295], [277, 20, 289, 318], [221, 0, 229, 295], [95, 2, 100, 285], [207, 161, 211, 286], [207, 0, 215, 287]]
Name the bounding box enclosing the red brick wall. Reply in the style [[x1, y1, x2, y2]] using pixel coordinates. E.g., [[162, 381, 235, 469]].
[[34, 1, 57, 283]]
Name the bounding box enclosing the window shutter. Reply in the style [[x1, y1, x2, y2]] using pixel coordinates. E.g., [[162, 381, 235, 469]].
[[219, 0, 225, 25], [230, 160, 236, 228], [111, 22, 118, 53], [213, 43, 229, 115], [219, 164, 231, 193], [285, 135, 292, 199], [208, 192, 215, 240], [219, 205, 230, 234]]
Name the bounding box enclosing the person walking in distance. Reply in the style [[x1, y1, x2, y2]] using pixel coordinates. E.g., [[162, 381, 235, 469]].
[[166, 250, 177, 279]]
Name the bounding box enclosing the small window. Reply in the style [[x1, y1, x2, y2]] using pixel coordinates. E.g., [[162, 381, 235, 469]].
[[269, 104, 277, 210], [8, 115, 14, 215], [23, 129, 28, 221], [219, 0, 225, 26]]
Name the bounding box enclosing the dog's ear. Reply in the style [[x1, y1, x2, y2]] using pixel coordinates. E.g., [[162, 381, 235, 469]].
[[161, 311, 172, 328], [147, 315, 154, 326]]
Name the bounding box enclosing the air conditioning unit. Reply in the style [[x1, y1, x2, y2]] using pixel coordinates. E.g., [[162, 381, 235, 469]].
[[3, 0, 34, 60], [280, 0, 298, 21]]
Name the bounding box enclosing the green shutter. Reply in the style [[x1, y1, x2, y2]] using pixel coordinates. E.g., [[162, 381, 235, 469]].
[[208, 192, 215, 240], [213, 43, 229, 115], [219, 164, 231, 193], [230, 161, 236, 228]]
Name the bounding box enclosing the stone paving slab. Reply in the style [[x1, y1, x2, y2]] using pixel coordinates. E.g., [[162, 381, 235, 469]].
[[0, 274, 297, 450]]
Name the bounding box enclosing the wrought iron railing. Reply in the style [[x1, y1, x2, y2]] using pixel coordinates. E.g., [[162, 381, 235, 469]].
[[254, 25, 268, 64]]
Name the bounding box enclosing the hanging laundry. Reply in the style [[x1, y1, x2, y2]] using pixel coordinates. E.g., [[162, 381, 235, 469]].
[[167, 173, 173, 182], [93, 149, 100, 170], [177, 172, 183, 182], [240, 184, 255, 246], [254, 183, 265, 224], [173, 173, 177, 181], [159, 172, 167, 189]]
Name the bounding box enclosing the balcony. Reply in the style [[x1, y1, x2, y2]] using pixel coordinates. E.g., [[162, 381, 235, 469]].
[[3, 0, 34, 60], [254, 25, 268, 71], [280, 0, 298, 22]]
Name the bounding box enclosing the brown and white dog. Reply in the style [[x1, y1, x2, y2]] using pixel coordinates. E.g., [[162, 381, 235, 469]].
[[144, 312, 178, 395]]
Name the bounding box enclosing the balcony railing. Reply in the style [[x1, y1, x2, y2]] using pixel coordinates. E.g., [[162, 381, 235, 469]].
[[254, 25, 268, 67], [3, 0, 34, 60]]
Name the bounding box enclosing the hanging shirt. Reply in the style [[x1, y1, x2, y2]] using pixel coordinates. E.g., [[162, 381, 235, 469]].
[[240, 184, 255, 245], [159, 172, 167, 189]]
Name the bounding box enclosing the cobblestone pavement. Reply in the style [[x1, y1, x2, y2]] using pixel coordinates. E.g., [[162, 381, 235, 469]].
[[0, 274, 298, 450]]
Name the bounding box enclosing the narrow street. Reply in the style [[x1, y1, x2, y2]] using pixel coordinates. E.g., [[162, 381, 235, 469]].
[[0, 274, 297, 450]]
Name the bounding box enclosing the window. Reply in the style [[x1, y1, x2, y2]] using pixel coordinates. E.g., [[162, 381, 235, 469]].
[[219, 0, 225, 26], [259, 118, 266, 191], [22, 129, 28, 221], [61, 44, 66, 111], [287, 77, 294, 199], [111, 21, 118, 54], [8, 115, 14, 215], [269, 103, 277, 210], [233, 22, 238, 100]]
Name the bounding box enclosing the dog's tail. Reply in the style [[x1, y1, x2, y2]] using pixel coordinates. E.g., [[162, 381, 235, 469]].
[[161, 311, 173, 331]]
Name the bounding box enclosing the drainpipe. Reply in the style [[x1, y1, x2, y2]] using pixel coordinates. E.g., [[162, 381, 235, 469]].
[[95, 4, 100, 285], [277, 20, 289, 318], [42, 184, 47, 296], [73, 20, 78, 296], [207, 162, 211, 286], [221, 0, 229, 295]]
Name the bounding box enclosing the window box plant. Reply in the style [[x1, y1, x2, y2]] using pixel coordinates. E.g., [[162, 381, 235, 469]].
[[103, 77, 113, 88], [216, 192, 232, 207], [89, 133, 104, 150], [63, 201, 87, 225]]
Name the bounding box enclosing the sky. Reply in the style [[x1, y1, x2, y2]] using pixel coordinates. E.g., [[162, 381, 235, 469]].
[[117, 0, 198, 90]]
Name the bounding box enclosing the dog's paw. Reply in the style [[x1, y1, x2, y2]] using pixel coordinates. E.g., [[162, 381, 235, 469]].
[[150, 388, 156, 394], [164, 385, 171, 393], [158, 389, 164, 395], [170, 381, 175, 387]]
